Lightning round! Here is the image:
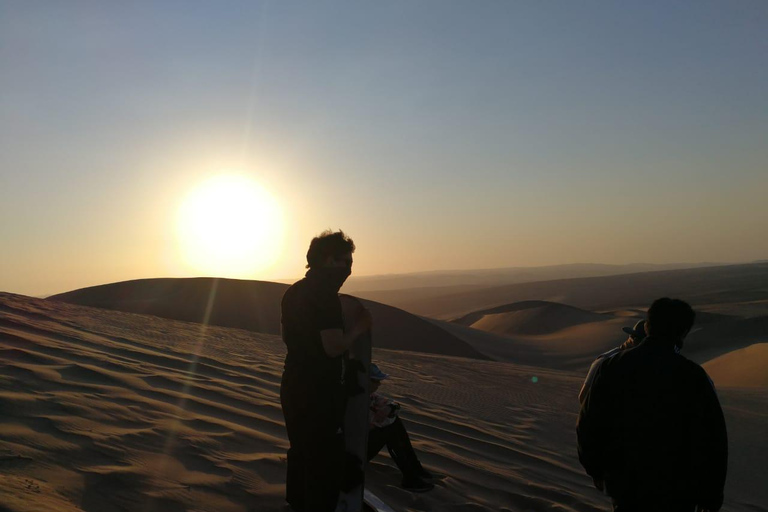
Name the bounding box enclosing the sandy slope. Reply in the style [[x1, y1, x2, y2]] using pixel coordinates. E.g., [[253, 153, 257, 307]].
[[1, 293, 765, 512], [703, 344, 768, 388]]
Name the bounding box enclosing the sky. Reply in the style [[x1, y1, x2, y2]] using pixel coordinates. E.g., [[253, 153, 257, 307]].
[[1, 1, 767, 296]]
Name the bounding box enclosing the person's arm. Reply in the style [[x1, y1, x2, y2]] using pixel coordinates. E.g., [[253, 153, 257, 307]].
[[690, 371, 728, 512], [320, 308, 372, 357], [577, 361, 609, 489], [579, 357, 603, 404]]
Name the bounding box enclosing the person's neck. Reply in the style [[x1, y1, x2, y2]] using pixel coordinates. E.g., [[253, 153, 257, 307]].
[[305, 266, 347, 292], [642, 335, 681, 353]]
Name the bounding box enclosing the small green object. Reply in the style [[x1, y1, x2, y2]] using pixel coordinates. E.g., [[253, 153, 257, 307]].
[[531, 376, 538, 383]]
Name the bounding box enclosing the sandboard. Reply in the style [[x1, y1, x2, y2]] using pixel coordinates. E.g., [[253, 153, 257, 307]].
[[363, 489, 396, 512], [336, 295, 372, 512]]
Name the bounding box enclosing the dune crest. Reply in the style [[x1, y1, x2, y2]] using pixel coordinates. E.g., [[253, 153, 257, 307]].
[[453, 300, 608, 336]]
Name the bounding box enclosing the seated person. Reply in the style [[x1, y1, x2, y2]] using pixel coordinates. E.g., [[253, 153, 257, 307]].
[[367, 363, 434, 492]]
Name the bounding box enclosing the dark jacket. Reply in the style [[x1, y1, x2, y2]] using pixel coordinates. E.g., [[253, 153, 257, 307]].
[[577, 336, 728, 511], [280, 270, 347, 430]]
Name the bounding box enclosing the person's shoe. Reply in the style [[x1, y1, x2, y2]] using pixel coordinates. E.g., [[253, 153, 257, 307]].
[[401, 475, 434, 493], [415, 464, 434, 482]]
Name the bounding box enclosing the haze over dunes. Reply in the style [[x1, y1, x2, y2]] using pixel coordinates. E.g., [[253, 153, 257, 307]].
[[357, 262, 768, 320]]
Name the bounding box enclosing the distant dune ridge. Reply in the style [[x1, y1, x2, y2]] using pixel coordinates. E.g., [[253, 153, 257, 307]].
[[1, 292, 766, 512], [344, 261, 724, 293], [355, 262, 768, 320]]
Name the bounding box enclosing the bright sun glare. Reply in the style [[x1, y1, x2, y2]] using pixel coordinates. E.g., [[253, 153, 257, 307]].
[[176, 174, 283, 277]]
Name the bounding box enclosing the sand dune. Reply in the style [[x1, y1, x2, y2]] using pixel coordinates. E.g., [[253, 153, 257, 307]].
[[703, 344, 768, 388], [3, 292, 764, 511], [49, 278, 286, 335], [49, 278, 486, 361], [436, 316, 629, 371], [453, 301, 608, 336], [684, 316, 768, 365], [440, 298, 760, 374]]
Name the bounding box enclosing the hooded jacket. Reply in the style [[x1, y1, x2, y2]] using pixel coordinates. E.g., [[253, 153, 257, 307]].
[[577, 336, 728, 510]]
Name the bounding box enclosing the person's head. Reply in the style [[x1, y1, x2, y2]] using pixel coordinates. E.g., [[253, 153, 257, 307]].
[[369, 363, 389, 393], [306, 230, 355, 270], [645, 298, 695, 348]]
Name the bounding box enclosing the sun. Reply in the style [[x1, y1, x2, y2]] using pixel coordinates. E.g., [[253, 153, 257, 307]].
[[176, 174, 283, 277]]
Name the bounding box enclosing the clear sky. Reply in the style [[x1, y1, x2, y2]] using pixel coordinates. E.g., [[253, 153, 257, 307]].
[[1, 1, 767, 296]]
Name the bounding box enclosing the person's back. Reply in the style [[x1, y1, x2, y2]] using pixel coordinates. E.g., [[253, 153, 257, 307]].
[[578, 298, 727, 512]]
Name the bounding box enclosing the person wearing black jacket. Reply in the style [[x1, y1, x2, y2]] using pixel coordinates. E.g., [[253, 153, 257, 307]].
[[280, 230, 372, 512], [577, 298, 727, 512]]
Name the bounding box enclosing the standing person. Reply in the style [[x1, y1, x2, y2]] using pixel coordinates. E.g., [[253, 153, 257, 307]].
[[280, 230, 372, 512], [578, 320, 647, 404], [367, 364, 434, 492], [577, 298, 728, 512]]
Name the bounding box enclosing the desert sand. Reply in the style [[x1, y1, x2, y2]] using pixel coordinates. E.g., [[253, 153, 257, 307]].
[[1, 286, 767, 512], [703, 344, 768, 388]]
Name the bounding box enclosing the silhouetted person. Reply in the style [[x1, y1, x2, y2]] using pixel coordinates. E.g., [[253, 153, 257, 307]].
[[367, 364, 434, 492], [579, 320, 647, 404], [280, 230, 372, 512], [578, 298, 727, 512]]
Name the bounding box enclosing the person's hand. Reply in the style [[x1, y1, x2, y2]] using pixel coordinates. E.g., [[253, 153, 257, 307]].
[[354, 308, 372, 334], [592, 477, 605, 492]]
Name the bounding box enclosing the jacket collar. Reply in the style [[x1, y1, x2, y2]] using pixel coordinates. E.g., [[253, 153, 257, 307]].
[[638, 335, 681, 354]]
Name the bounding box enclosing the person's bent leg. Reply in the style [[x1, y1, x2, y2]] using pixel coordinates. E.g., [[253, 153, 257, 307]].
[[281, 378, 307, 512], [367, 426, 389, 462], [379, 418, 434, 491], [384, 418, 424, 476]]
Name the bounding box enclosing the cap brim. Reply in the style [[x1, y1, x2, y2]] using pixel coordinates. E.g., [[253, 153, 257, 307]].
[[622, 327, 644, 337]]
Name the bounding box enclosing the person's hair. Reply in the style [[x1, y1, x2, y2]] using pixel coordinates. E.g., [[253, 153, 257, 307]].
[[306, 230, 355, 269], [646, 298, 695, 339]]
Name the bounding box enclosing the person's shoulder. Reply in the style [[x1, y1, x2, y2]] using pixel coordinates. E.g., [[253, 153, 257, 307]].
[[675, 353, 717, 387], [601, 344, 634, 368], [675, 352, 703, 373], [282, 278, 308, 304]]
